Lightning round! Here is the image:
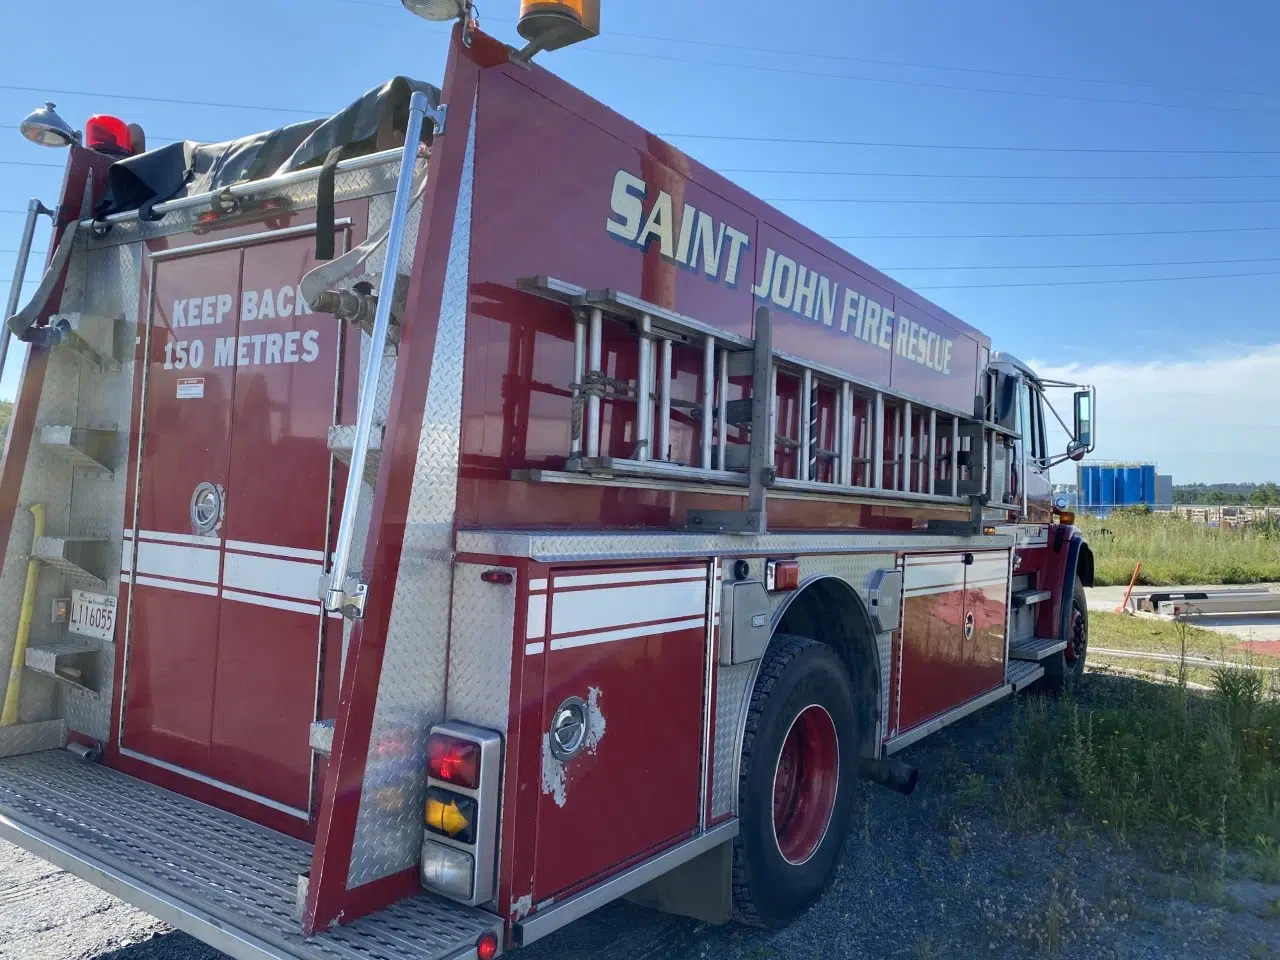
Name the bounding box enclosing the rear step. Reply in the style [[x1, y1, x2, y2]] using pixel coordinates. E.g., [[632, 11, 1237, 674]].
[[1010, 636, 1069, 662], [1011, 588, 1052, 609], [0, 750, 499, 960]]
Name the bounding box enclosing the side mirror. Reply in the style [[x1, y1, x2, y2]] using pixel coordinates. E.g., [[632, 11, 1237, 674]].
[[1067, 441, 1087, 462], [1073, 390, 1093, 451]]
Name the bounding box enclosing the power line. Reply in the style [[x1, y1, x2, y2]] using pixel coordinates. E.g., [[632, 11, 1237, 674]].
[[0, 159, 64, 169], [725, 168, 1280, 182], [0, 83, 327, 117], [661, 132, 1280, 156], [588, 46, 1280, 119], [915, 268, 1280, 290], [830, 225, 1280, 240], [769, 196, 1280, 206], [885, 255, 1280, 272], [348, 3, 1280, 102]]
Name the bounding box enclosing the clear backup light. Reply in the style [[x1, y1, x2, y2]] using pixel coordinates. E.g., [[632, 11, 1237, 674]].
[[401, 0, 467, 20], [421, 840, 475, 900], [19, 102, 77, 148]]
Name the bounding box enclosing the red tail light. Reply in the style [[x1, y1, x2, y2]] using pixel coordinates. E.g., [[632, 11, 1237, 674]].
[[85, 115, 132, 156], [428, 734, 480, 789]]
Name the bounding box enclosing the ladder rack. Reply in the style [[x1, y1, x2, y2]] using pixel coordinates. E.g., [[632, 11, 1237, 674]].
[[517, 276, 1017, 529]]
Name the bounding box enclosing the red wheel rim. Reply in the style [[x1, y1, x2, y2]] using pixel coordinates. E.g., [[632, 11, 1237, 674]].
[[1065, 602, 1087, 664], [771, 704, 840, 866]]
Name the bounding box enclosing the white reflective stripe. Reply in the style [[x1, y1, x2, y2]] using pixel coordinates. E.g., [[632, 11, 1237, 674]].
[[225, 540, 326, 563], [528, 578, 548, 593], [223, 552, 323, 603], [904, 584, 967, 599], [551, 579, 707, 637], [137, 529, 221, 547], [524, 641, 545, 655], [902, 562, 966, 592], [121, 547, 132, 574], [526, 594, 547, 640], [123, 530, 133, 540], [554, 567, 706, 589], [135, 574, 218, 597], [222, 588, 321, 616], [549, 617, 705, 652], [135, 540, 220, 584]]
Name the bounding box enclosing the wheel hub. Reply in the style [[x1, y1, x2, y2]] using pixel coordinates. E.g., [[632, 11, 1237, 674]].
[[1065, 602, 1087, 664], [771, 704, 840, 866]]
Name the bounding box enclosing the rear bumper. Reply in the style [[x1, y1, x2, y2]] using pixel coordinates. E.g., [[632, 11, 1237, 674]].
[[0, 750, 500, 960]]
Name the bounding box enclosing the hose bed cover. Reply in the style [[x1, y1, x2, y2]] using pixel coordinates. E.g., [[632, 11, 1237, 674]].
[[95, 76, 441, 220]]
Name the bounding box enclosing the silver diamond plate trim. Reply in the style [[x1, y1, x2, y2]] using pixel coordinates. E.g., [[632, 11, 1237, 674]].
[[84, 157, 411, 248], [446, 565, 516, 735], [774, 552, 898, 745], [0, 720, 66, 758], [455, 530, 1012, 562], [709, 662, 754, 819], [0, 236, 138, 734], [347, 98, 477, 889], [0, 750, 496, 960]]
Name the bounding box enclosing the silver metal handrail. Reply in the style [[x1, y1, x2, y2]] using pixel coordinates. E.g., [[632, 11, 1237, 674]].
[[2, 198, 52, 374], [323, 91, 431, 617], [79, 147, 409, 229]]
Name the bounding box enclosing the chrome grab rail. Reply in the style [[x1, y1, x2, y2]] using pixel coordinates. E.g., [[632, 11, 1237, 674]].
[[323, 91, 431, 617], [2, 198, 52, 373]]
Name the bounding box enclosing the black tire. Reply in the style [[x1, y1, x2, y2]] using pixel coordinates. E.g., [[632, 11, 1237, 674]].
[[732, 635, 859, 928], [1040, 576, 1088, 693]]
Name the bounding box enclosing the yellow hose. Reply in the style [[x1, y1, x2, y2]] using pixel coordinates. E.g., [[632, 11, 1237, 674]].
[[1, 503, 46, 727]]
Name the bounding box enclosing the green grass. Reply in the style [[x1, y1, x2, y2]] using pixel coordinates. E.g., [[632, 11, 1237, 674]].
[[1091, 611, 1279, 660], [1006, 669, 1280, 858], [1078, 511, 1280, 586]]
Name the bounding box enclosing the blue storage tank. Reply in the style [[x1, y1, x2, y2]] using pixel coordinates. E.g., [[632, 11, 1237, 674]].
[[1079, 465, 1099, 508], [1141, 464, 1157, 506], [1123, 467, 1143, 505], [1099, 466, 1117, 507]]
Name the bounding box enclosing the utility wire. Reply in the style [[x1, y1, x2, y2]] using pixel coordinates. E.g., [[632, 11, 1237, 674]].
[[725, 168, 1280, 182], [829, 225, 1280, 240], [662, 132, 1280, 155], [588, 46, 1280, 119], [884, 255, 1280, 272], [338, 2, 1280, 102], [915, 269, 1280, 290], [769, 196, 1280, 205], [0, 83, 328, 117]]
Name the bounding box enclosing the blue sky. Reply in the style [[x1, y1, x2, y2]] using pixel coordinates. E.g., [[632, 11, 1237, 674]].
[[3, 0, 1279, 482]]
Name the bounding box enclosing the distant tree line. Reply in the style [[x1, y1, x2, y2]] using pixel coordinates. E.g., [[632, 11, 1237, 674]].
[[1174, 481, 1280, 505]]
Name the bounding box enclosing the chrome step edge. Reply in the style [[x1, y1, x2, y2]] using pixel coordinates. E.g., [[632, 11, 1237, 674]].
[[1010, 636, 1069, 662]]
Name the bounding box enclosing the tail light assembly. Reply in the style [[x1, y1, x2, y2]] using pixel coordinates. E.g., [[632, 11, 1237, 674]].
[[420, 722, 502, 906]]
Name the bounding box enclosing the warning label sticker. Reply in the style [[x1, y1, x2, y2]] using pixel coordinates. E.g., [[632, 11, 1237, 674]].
[[177, 378, 205, 400]]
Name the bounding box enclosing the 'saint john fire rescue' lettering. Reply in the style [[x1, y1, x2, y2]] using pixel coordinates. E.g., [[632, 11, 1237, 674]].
[[605, 169, 954, 376], [163, 285, 321, 372]]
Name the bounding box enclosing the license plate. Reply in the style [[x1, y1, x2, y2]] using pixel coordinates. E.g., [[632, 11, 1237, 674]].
[[68, 589, 117, 642]]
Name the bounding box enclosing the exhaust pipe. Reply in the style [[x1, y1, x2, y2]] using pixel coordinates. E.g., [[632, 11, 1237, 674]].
[[859, 756, 918, 795]]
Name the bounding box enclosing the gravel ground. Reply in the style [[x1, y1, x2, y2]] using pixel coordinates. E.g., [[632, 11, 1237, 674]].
[[2, 677, 1277, 960]]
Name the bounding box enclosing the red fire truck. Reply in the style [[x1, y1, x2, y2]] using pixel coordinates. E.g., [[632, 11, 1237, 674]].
[[0, 4, 1096, 958]]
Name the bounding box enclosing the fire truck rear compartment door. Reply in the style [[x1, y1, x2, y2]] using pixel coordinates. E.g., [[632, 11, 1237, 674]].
[[122, 248, 240, 776], [123, 222, 352, 818], [533, 563, 711, 902]]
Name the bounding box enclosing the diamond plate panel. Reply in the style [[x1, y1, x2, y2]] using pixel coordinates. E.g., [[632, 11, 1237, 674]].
[[88, 155, 414, 248], [0, 720, 66, 758], [347, 101, 477, 889], [446, 565, 516, 735], [709, 662, 755, 819], [0, 750, 497, 960], [456, 529, 1011, 562]]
